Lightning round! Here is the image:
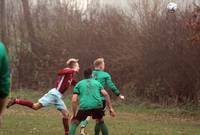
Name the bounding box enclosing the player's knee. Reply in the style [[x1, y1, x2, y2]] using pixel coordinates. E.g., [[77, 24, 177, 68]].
[[32, 104, 41, 110], [96, 119, 104, 124], [86, 116, 91, 121], [61, 110, 69, 118], [32, 106, 39, 110], [63, 113, 69, 118], [71, 119, 80, 125]]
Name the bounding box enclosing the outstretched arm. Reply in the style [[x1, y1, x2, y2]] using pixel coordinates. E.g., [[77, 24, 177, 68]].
[[106, 76, 120, 95], [57, 68, 77, 76], [106, 75, 125, 100]]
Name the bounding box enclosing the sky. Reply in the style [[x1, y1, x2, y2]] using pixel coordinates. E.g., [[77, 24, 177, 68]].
[[33, 0, 200, 11], [74, 0, 199, 10]]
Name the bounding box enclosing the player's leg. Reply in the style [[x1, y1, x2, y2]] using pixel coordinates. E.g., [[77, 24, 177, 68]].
[[92, 108, 108, 135], [0, 97, 7, 127], [95, 100, 106, 134], [70, 119, 80, 135], [80, 116, 91, 135], [69, 110, 87, 135], [59, 109, 70, 135], [32, 103, 43, 110], [6, 98, 43, 110], [95, 118, 108, 135], [6, 91, 56, 110], [0, 98, 6, 115], [56, 98, 70, 135]]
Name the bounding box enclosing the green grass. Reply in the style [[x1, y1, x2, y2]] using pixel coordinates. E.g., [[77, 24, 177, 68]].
[[0, 90, 200, 135]]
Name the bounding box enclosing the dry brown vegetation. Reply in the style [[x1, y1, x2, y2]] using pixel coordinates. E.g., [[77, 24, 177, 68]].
[[0, 0, 200, 105]]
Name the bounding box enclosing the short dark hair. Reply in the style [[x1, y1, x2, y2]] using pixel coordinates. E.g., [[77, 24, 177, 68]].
[[84, 67, 93, 78]]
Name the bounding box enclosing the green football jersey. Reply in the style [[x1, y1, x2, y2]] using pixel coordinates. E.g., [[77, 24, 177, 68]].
[[73, 78, 103, 110], [0, 42, 10, 98], [92, 69, 120, 97]]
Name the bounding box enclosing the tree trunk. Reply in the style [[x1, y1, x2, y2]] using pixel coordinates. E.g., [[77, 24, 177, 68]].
[[21, 0, 41, 55], [0, 0, 6, 45]]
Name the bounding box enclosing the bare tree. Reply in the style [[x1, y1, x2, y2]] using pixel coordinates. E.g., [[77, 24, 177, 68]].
[[21, 0, 41, 55], [0, 0, 6, 45], [2, 0, 199, 105]]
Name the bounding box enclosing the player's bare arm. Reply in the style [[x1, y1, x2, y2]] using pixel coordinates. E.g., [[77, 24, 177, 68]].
[[101, 89, 116, 117], [71, 94, 78, 117]]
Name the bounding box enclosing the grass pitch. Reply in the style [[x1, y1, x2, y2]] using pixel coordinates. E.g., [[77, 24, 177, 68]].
[[0, 90, 200, 135]]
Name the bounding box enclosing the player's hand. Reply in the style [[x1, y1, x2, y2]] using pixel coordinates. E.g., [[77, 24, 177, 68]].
[[70, 114, 76, 122], [109, 108, 116, 117], [119, 94, 125, 100], [71, 111, 77, 120]]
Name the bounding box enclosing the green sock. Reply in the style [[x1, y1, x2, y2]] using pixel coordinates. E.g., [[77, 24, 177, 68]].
[[80, 120, 89, 127], [101, 122, 109, 135], [69, 123, 78, 135], [95, 122, 109, 135], [95, 123, 101, 135]]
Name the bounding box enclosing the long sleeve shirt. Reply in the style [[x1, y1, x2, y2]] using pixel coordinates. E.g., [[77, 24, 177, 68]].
[[0, 42, 10, 98], [92, 69, 120, 97]]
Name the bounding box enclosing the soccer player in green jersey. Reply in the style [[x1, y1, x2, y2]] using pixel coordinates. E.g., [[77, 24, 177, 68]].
[[92, 58, 125, 99], [0, 42, 10, 116], [80, 58, 125, 135], [69, 68, 116, 135]]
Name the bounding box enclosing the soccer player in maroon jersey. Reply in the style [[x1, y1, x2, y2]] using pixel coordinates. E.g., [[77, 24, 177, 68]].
[[6, 58, 79, 135]]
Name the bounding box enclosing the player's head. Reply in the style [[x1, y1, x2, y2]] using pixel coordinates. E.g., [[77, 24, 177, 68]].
[[84, 67, 93, 79], [66, 58, 80, 71], [93, 58, 105, 70]]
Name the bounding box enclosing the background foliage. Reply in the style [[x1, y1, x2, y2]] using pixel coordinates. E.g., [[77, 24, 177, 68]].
[[0, 0, 200, 105]]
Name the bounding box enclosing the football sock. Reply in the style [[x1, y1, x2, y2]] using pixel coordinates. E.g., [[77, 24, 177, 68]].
[[80, 120, 89, 128], [62, 117, 69, 135], [95, 123, 101, 135], [15, 99, 33, 109], [69, 123, 78, 135], [95, 121, 109, 135]]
